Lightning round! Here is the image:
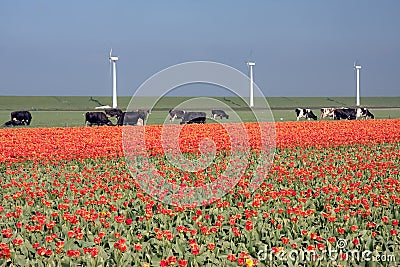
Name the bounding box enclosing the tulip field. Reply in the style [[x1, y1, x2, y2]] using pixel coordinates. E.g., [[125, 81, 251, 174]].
[[0, 119, 399, 266]]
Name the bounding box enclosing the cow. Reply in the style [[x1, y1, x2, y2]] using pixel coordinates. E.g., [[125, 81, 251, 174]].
[[211, 109, 229, 119], [11, 111, 32, 125], [2, 120, 24, 127], [116, 110, 149, 126], [334, 108, 356, 120], [85, 112, 113, 126], [295, 108, 317, 121], [169, 109, 185, 122], [334, 108, 374, 120], [180, 112, 207, 124], [320, 108, 336, 119], [137, 109, 151, 117], [105, 108, 123, 118], [356, 107, 374, 119]]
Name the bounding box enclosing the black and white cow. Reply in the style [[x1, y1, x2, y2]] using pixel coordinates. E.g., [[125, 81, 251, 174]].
[[85, 112, 114, 126], [11, 111, 32, 125], [295, 108, 317, 121], [356, 108, 374, 119], [180, 112, 207, 124], [137, 109, 151, 117], [211, 109, 229, 119], [169, 109, 185, 122], [105, 108, 123, 118], [320, 108, 336, 119], [116, 110, 149, 126], [334, 108, 374, 120]]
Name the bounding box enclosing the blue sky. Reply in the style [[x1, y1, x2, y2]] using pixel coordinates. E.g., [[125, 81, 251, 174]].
[[0, 1, 399, 96]]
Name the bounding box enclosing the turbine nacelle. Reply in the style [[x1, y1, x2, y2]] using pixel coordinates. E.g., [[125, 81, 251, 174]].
[[353, 60, 361, 70], [109, 48, 119, 61], [247, 62, 256, 66]]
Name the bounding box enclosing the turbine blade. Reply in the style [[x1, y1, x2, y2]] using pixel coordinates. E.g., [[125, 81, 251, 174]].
[[249, 49, 253, 60], [109, 60, 112, 77]]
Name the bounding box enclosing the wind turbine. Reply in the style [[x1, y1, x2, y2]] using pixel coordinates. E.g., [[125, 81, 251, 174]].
[[246, 61, 256, 107], [109, 49, 119, 108], [354, 61, 362, 106]]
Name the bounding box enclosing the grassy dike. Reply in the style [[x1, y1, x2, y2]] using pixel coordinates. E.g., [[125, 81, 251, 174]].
[[0, 96, 399, 127]]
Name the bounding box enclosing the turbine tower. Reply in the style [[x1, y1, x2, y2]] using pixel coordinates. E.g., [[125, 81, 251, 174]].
[[354, 62, 362, 106], [247, 61, 255, 107], [109, 49, 119, 108]]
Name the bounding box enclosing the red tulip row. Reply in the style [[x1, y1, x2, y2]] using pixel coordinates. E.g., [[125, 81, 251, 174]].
[[0, 119, 399, 163]]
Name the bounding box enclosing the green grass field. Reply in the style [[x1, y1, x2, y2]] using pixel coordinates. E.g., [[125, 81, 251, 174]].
[[1, 96, 400, 111], [1, 96, 399, 127]]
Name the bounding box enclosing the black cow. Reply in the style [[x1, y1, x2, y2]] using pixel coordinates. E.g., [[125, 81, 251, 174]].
[[85, 112, 113, 126], [105, 108, 123, 118], [295, 108, 317, 121], [334, 108, 374, 120], [334, 108, 356, 120], [169, 109, 185, 122], [180, 112, 207, 124], [116, 111, 149, 126], [11, 111, 32, 125], [211, 109, 229, 119], [2, 120, 24, 127]]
